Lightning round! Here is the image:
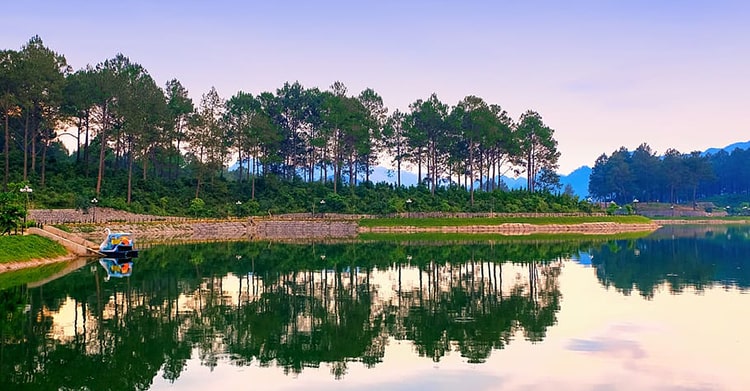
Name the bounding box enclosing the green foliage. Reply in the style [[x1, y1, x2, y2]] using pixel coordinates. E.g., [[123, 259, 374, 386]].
[[0, 190, 24, 234], [1, 36, 576, 221], [189, 198, 206, 217], [588, 143, 743, 207]]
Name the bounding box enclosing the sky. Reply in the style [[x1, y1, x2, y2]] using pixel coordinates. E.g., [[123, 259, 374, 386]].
[[3, 0, 750, 174]]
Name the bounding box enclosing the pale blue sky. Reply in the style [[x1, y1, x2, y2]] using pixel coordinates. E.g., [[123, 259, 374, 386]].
[[4, 0, 749, 173]]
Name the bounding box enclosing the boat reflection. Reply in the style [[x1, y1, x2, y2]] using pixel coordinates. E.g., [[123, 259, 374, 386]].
[[98, 257, 134, 280]]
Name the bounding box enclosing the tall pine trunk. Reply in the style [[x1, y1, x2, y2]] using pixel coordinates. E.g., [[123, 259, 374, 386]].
[[23, 113, 28, 181], [40, 140, 47, 186], [31, 120, 36, 174], [469, 147, 475, 206], [84, 110, 90, 177], [3, 113, 9, 191], [127, 149, 133, 204], [3, 111, 10, 191], [251, 156, 256, 200], [96, 104, 109, 196], [195, 173, 202, 199]]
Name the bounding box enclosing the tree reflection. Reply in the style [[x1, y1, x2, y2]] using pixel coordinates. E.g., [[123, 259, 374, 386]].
[[590, 225, 750, 298], [0, 239, 581, 387]]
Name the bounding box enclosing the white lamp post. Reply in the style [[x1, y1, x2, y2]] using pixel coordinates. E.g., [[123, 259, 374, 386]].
[[20, 185, 32, 233], [91, 197, 99, 222]]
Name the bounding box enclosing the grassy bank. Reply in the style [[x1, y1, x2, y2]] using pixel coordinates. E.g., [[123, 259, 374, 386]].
[[654, 216, 750, 222], [359, 215, 652, 228], [357, 231, 653, 242], [0, 235, 68, 263]]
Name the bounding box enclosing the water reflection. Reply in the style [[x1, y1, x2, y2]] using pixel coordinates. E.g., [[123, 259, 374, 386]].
[[99, 257, 134, 280], [590, 225, 750, 298], [1, 240, 577, 388], [1, 230, 749, 389]]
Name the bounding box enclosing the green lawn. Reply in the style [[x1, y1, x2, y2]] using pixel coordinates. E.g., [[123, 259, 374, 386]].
[[358, 215, 653, 228], [357, 231, 653, 242], [0, 235, 68, 263], [655, 216, 750, 221]]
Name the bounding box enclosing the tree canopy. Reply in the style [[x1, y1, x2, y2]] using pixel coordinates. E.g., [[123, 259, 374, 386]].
[[0, 36, 573, 217]]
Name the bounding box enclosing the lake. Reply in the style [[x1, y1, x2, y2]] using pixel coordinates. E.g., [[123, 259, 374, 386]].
[[1, 225, 749, 390]]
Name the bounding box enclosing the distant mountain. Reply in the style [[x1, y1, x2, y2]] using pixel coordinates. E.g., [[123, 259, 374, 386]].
[[560, 166, 592, 198], [702, 140, 750, 156], [501, 176, 527, 190], [370, 166, 419, 186], [502, 166, 592, 198]]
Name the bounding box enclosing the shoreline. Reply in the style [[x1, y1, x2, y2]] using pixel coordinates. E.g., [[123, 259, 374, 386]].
[[5, 217, 745, 274], [0, 254, 81, 274]]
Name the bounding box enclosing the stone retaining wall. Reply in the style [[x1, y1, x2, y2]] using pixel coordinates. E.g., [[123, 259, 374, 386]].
[[68, 219, 359, 243], [359, 222, 660, 235], [255, 220, 358, 239], [29, 208, 183, 225], [64, 219, 658, 244], [30, 209, 612, 225], [73, 221, 248, 243]]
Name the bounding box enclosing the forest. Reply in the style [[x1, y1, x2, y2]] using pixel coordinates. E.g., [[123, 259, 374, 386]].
[[0, 35, 586, 220], [588, 143, 750, 208]]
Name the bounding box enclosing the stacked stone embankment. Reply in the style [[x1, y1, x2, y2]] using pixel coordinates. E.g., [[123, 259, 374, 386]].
[[30, 208, 184, 225], [359, 222, 660, 235], [73, 221, 248, 243], [255, 220, 358, 239], [41, 209, 660, 243], [67, 219, 358, 243]]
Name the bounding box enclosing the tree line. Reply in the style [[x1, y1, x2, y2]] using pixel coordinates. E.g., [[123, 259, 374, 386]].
[[588, 142, 750, 207], [0, 36, 563, 212]]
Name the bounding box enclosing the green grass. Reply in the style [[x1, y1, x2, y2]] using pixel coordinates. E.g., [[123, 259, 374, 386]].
[[0, 235, 68, 263], [0, 262, 69, 290], [51, 224, 72, 232], [655, 216, 750, 221], [357, 231, 653, 242], [358, 215, 652, 228]]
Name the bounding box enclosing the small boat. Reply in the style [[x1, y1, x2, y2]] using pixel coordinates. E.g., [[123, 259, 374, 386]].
[[99, 257, 134, 280], [99, 228, 139, 258]]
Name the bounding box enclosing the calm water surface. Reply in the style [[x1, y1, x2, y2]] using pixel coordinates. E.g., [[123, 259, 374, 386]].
[[1, 225, 749, 390]]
